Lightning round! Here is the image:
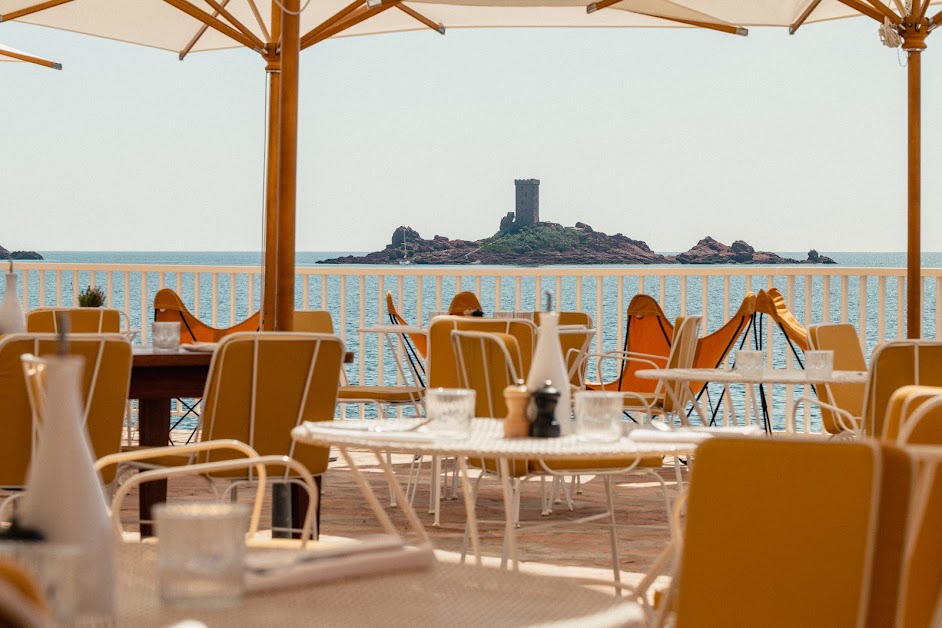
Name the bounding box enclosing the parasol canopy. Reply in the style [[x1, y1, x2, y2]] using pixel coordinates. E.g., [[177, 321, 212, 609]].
[[2, 0, 939, 335]]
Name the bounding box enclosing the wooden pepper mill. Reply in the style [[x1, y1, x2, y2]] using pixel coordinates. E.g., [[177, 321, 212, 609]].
[[503, 380, 530, 438]]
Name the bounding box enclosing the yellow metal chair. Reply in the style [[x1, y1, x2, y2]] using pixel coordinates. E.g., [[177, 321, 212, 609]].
[[427, 316, 537, 390], [897, 448, 942, 628], [791, 323, 868, 435], [862, 340, 942, 438], [882, 385, 942, 442], [661, 438, 908, 628], [0, 333, 131, 488]]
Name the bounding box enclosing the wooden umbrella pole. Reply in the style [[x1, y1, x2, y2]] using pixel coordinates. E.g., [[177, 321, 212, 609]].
[[904, 23, 927, 339], [907, 48, 921, 338], [261, 10, 282, 332], [275, 0, 300, 331]]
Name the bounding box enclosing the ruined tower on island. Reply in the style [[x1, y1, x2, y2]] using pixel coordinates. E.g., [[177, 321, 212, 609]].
[[514, 179, 540, 226], [500, 178, 541, 231]]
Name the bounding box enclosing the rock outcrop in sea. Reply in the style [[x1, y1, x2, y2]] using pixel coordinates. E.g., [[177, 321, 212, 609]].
[[0, 245, 43, 260], [320, 226, 836, 266], [672, 237, 835, 265]]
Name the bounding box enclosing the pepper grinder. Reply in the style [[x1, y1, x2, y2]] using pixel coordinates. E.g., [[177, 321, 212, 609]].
[[530, 380, 561, 438], [503, 380, 530, 438]]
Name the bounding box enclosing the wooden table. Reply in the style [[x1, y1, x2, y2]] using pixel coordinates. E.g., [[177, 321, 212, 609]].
[[129, 347, 212, 535]]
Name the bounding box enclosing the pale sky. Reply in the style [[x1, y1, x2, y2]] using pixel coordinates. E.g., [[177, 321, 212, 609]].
[[1, 16, 939, 254]]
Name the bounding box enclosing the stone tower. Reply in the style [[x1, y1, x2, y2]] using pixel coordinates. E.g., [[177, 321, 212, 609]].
[[514, 179, 540, 226]]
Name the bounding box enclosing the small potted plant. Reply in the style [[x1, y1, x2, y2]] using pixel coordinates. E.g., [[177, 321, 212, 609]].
[[77, 285, 106, 308]]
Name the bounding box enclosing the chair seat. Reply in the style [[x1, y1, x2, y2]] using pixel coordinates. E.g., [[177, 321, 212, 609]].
[[338, 385, 425, 404], [468, 456, 529, 477]]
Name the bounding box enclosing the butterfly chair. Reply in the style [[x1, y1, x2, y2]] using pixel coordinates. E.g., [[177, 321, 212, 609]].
[[790, 323, 868, 436], [0, 333, 131, 523], [108, 332, 343, 538], [861, 340, 942, 438], [649, 438, 913, 628], [153, 288, 261, 442], [385, 292, 426, 387], [447, 291, 484, 316], [450, 329, 672, 585], [26, 307, 129, 335], [587, 294, 673, 395], [594, 316, 703, 427]]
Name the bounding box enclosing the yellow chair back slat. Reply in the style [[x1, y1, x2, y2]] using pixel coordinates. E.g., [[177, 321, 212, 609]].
[[882, 385, 942, 442], [27, 307, 122, 334], [808, 323, 868, 434], [675, 438, 883, 627], [293, 310, 335, 334], [428, 317, 536, 389], [451, 331, 522, 418], [198, 333, 344, 478], [0, 333, 131, 486]]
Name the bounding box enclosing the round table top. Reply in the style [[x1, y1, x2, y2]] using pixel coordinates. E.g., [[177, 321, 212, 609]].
[[114, 543, 644, 627], [635, 367, 868, 385], [292, 417, 698, 459]]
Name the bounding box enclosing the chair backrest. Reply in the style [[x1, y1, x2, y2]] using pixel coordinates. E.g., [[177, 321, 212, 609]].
[[27, 307, 124, 334], [883, 385, 942, 442], [674, 438, 898, 628], [863, 341, 942, 438], [0, 333, 132, 486], [451, 330, 523, 418], [385, 291, 428, 360], [447, 291, 483, 316], [616, 294, 674, 393], [808, 323, 868, 434], [755, 287, 809, 352], [533, 311, 593, 328], [293, 310, 335, 334], [896, 394, 942, 445], [897, 449, 942, 628], [427, 317, 537, 389], [153, 288, 260, 344], [559, 327, 595, 387], [198, 332, 344, 478]]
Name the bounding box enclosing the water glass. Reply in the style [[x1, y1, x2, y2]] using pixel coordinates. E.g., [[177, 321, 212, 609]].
[[736, 350, 764, 378], [152, 321, 181, 352], [805, 350, 834, 379], [0, 541, 82, 624], [574, 391, 622, 442], [154, 502, 249, 609], [426, 388, 476, 439]]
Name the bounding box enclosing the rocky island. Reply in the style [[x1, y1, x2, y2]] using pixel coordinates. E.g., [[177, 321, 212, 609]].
[[0, 244, 43, 260], [320, 226, 835, 266], [320, 179, 835, 266]]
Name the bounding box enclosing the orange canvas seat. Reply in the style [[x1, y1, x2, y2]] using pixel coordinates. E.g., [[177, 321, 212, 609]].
[[153, 288, 259, 344], [753, 286, 808, 357], [447, 291, 484, 316]]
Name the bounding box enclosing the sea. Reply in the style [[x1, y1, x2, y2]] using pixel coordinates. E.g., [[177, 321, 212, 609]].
[[15, 250, 942, 430]]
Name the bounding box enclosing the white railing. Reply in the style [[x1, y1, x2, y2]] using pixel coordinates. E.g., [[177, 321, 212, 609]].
[[9, 262, 942, 432]]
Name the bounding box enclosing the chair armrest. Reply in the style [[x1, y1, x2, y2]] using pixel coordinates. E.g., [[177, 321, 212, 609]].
[[792, 396, 860, 434]]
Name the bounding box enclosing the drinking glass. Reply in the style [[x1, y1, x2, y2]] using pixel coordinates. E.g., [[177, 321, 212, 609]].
[[574, 391, 622, 442], [426, 388, 476, 439], [154, 502, 249, 608], [151, 321, 180, 352], [805, 350, 834, 379], [0, 541, 82, 624], [736, 350, 764, 378]]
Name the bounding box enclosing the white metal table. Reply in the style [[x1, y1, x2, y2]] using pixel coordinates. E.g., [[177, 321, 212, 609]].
[[636, 368, 869, 432], [292, 418, 698, 580]]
